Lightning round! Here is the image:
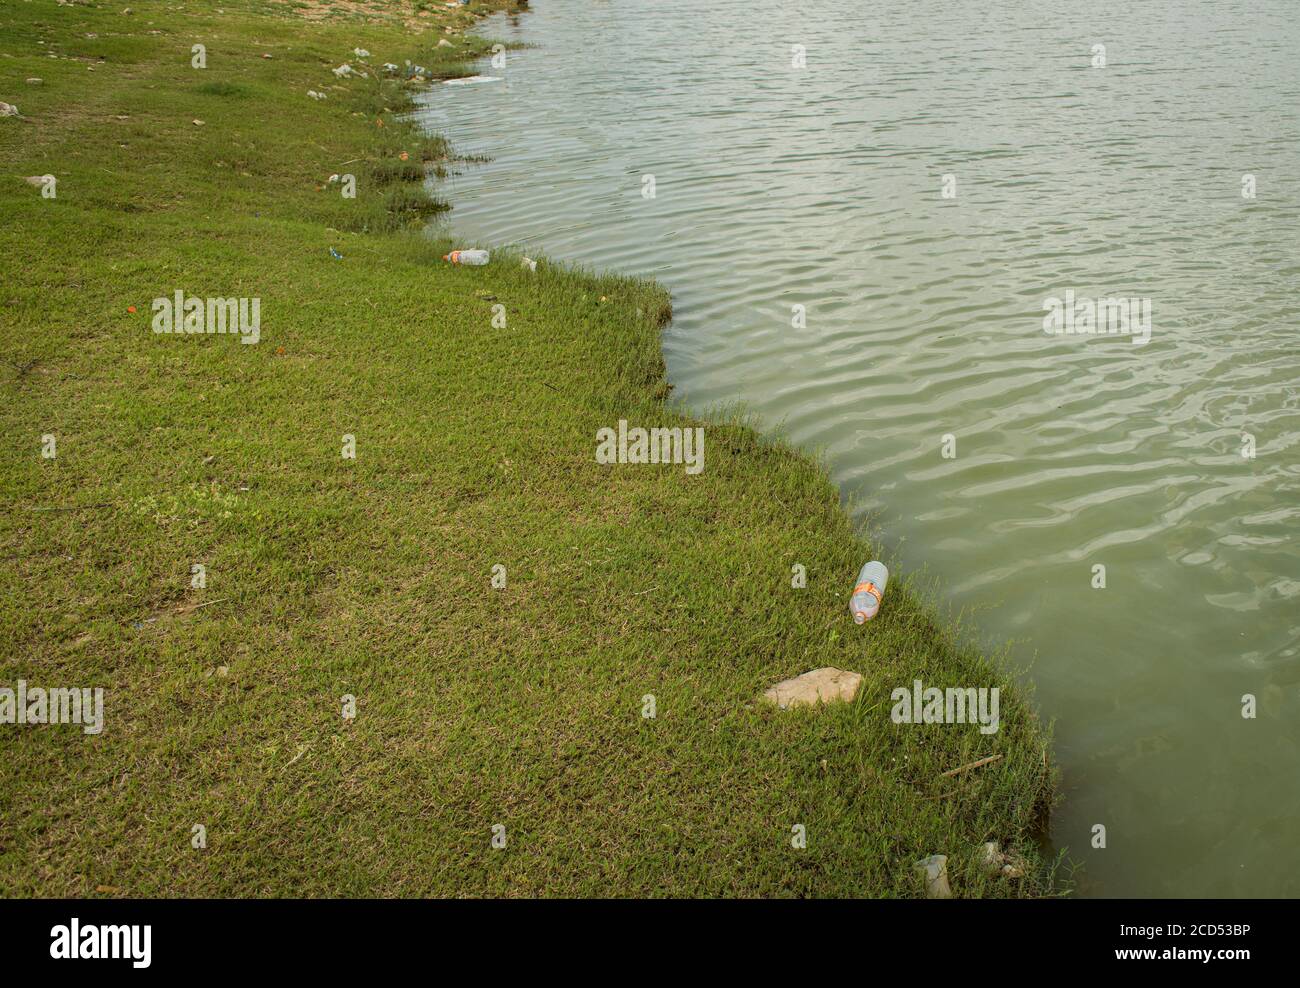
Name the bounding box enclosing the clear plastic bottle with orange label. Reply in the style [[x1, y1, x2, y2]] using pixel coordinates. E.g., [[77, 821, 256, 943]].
[[443, 249, 490, 265], [850, 561, 888, 623]]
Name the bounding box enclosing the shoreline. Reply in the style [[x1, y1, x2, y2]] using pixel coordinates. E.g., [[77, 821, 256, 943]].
[[1, 0, 1060, 897]]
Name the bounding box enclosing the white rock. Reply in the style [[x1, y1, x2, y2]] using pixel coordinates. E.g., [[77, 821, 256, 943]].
[[0, 101, 19, 117], [979, 841, 1003, 875], [332, 63, 353, 78], [914, 855, 952, 899], [521, 257, 537, 272], [762, 667, 862, 709], [352, 48, 370, 58], [438, 39, 454, 48]]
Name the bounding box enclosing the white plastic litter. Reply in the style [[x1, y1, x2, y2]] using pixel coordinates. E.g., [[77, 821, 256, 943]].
[[849, 561, 889, 624], [444, 249, 490, 266]]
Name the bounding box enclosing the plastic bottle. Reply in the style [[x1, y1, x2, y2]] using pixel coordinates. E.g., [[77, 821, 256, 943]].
[[443, 249, 489, 266], [850, 561, 889, 624]]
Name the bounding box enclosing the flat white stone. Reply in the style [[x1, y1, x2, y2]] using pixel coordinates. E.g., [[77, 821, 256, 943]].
[[762, 667, 862, 709]]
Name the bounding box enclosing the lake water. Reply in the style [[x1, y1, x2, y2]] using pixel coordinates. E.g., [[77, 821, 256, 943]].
[[416, 0, 1300, 896]]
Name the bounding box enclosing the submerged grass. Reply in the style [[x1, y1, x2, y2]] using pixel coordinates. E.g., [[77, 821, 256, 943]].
[[0, 0, 1060, 897]]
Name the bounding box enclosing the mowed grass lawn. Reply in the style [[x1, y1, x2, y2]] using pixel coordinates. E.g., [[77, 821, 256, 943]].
[[0, 0, 1059, 897]]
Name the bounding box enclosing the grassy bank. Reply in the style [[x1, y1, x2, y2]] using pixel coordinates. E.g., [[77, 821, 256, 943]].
[[0, 0, 1059, 897]]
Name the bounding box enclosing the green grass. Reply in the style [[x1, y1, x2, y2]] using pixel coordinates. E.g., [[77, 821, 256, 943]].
[[0, 0, 1060, 897]]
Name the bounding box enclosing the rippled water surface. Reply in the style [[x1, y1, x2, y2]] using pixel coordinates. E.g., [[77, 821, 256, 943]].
[[416, 0, 1300, 896]]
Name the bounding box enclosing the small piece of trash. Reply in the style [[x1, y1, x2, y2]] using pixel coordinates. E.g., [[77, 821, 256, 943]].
[[914, 854, 952, 899], [332, 63, 353, 78], [329, 247, 343, 260], [521, 256, 537, 272], [192, 118, 204, 126], [307, 90, 327, 100], [0, 102, 20, 117]]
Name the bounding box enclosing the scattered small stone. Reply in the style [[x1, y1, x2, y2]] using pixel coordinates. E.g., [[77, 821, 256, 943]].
[[978, 841, 1029, 879], [438, 39, 454, 48], [914, 854, 952, 899], [1001, 850, 1029, 879], [762, 667, 862, 709], [332, 63, 353, 78], [0, 102, 19, 117]]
